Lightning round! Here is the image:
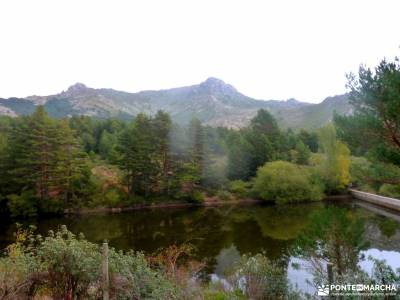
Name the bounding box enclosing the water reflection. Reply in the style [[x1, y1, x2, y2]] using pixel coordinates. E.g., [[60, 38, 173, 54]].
[[0, 200, 399, 293]]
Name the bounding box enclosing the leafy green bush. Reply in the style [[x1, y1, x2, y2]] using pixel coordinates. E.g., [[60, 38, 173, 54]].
[[191, 190, 204, 203], [37, 226, 102, 299], [229, 180, 252, 198], [91, 188, 123, 208], [0, 225, 179, 299], [225, 253, 302, 300], [7, 191, 38, 217], [177, 189, 204, 203], [252, 161, 324, 204], [379, 184, 400, 199], [216, 190, 233, 201], [0, 226, 39, 299], [350, 157, 400, 191]]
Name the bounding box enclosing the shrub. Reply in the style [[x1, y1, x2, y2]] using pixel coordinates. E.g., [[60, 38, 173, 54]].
[[36, 226, 102, 299], [7, 191, 38, 217], [0, 225, 179, 299], [252, 161, 324, 204], [349, 156, 371, 186], [225, 253, 301, 300], [186, 190, 204, 203], [379, 184, 400, 199], [216, 190, 233, 201], [0, 226, 39, 299], [229, 180, 251, 198]]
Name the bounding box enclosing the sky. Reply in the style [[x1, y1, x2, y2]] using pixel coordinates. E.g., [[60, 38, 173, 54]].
[[0, 0, 399, 103]]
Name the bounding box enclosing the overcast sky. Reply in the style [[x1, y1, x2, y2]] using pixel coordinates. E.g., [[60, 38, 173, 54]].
[[0, 0, 399, 103]]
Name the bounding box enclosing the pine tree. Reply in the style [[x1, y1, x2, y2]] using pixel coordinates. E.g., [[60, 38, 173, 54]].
[[11, 107, 59, 202], [54, 120, 89, 206], [6, 107, 89, 212], [186, 118, 205, 184], [0, 131, 9, 208], [227, 133, 254, 180], [117, 113, 158, 197], [152, 111, 172, 194]]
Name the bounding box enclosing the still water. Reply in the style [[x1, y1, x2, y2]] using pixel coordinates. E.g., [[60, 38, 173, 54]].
[[1, 199, 400, 292]]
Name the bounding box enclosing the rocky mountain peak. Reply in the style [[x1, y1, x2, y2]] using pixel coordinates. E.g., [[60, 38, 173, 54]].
[[66, 82, 88, 93], [59, 83, 90, 98], [199, 77, 237, 95]]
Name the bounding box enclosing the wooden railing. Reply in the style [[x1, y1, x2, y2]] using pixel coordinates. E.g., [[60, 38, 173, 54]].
[[349, 189, 400, 212]]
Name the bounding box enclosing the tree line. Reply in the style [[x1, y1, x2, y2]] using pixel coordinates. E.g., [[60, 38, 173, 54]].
[[0, 103, 324, 216], [1, 55, 399, 217]]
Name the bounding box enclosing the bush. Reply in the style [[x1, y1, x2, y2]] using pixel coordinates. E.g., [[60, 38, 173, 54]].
[[0, 225, 179, 299], [7, 191, 38, 217], [216, 190, 233, 201], [225, 253, 301, 300], [379, 184, 400, 199], [191, 190, 204, 203], [229, 180, 252, 198], [349, 156, 371, 186], [36, 226, 102, 299], [252, 161, 324, 204]]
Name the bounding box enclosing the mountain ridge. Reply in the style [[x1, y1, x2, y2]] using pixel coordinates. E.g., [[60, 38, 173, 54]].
[[0, 78, 352, 129]]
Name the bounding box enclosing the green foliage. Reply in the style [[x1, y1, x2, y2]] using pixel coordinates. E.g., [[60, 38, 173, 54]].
[[37, 226, 102, 299], [250, 109, 280, 137], [0, 225, 39, 299], [1, 103, 358, 216], [98, 130, 117, 160], [188, 190, 204, 203], [379, 184, 400, 199], [0, 225, 179, 299], [116, 113, 159, 196], [252, 161, 324, 204], [349, 156, 400, 192], [368, 256, 400, 287], [226, 110, 319, 182], [7, 191, 38, 218], [298, 130, 319, 152], [349, 156, 371, 186], [2, 107, 91, 215], [115, 113, 207, 201], [290, 140, 311, 165], [334, 113, 372, 156], [338, 56, 400, 166], [202, 155, 228, 190], [294, 207, 400, 297], [215, 190, 233, 201], [317, 124, 350, 193], [295, 207, 369, 288], [226, 132, 254, 180], [225, 253, 301, 300], [229, 180, 252, 198]]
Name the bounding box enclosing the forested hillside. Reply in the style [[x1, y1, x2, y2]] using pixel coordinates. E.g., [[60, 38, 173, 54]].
[[0, 104, 347, 216]]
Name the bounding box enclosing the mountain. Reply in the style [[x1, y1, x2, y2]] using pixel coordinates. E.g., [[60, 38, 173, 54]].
[[0, 78, 352, 129], [273, 94, 353, 129]]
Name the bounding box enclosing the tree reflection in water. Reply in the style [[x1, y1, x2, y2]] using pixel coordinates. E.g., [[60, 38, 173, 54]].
[[293, 206, 400, 294]]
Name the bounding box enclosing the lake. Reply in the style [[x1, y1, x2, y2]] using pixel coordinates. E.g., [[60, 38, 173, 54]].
[[1, 198, 400, 293]]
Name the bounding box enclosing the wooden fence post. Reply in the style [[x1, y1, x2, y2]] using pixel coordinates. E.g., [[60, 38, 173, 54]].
[[102, 241, 110, 300], [327, 263, 333, 299]]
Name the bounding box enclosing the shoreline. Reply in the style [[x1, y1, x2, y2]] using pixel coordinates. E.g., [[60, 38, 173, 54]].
[[63, 194, 353, 215], [63, 198, 263, 215]]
